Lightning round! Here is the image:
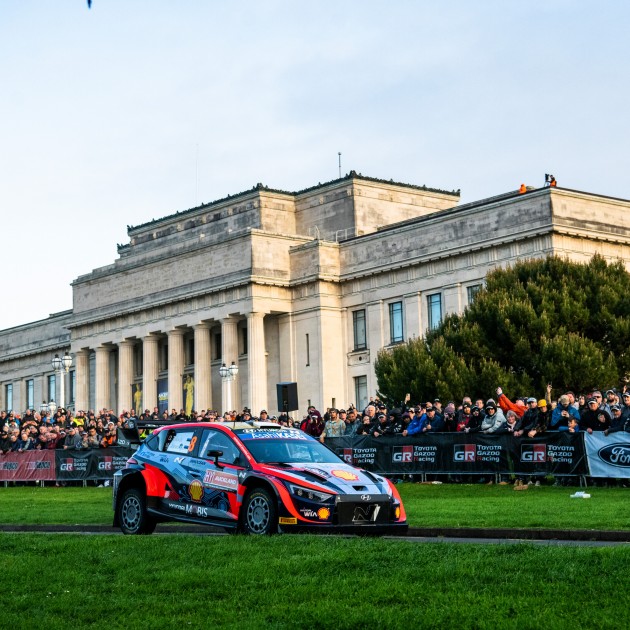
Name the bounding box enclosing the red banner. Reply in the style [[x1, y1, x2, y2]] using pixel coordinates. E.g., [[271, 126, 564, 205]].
[[0, 450, 56, 482]]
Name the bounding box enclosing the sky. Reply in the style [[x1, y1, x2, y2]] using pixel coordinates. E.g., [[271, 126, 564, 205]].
[[1, 1, 629, 331]]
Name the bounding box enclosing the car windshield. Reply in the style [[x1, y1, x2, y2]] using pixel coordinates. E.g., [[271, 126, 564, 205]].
[[245, 439, 342, 464]]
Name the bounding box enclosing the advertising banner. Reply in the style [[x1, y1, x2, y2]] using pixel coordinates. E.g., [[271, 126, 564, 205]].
[[158, 378, 168, 415], [328, 432, 587, 476], [0, 450, 56, 482], [584, 432, 630, 478], [55, 447, 133, 481]]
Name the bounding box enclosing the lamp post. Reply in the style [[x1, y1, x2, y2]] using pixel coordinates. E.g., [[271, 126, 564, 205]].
[[52, 352, 73, 409], [48, 400, 58, 421], [39, 401, 49, 422], [219, 361, 239, 414]]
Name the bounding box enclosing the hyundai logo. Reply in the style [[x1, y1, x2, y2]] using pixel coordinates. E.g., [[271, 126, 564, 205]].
[[360, 494, 371, 501], [598, 444, 630, 467]]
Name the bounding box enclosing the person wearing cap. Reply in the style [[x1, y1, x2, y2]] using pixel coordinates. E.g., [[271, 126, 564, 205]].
[[370, 412, 391, 438], [433, 399, 443, 415], [0, 429, 11, 454], [62, 425, 82, 450], [619, 391, 630, 421], [480, 400, 505, 433], [259, 410, 269, 422], [406, 405, 432, 436], [604, 405, 629, 436], [550, 394, 581, 429], [514, 398, 546, 438], [580, 397, 611, 434], [320, 408, 346, 442]]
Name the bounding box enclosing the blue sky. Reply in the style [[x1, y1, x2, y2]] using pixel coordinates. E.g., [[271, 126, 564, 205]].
[[1, 1, 628, 330]]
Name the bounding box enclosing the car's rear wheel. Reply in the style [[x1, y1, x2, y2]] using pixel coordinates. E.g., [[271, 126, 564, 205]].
[[117, 488, 156, 535], [242, 488, 277, 535]]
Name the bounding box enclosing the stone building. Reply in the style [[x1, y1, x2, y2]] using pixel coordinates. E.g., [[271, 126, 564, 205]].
[[2, 172, 630, 416]]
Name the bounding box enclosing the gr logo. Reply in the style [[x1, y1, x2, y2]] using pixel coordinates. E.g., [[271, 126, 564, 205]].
[[392, 445, 413, 463], [98, 457, 113, 471], [521, 444, 547, 463], [60, 459, 74, 472], [454, 444, 476, 462], [342, 448, 354, 464]]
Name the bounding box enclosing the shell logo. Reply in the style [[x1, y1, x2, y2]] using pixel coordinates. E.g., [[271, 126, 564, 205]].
[[331, 469, 359, 481], [317, 507, 330, 520], [189, 479, 204, 502]]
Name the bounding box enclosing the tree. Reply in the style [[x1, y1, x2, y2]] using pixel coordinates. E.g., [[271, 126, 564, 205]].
[[374, 255, 630, 403]]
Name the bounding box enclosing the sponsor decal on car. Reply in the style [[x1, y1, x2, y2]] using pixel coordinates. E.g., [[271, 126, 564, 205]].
[[317, 507, 330, 520], [331, 469, 359, 481], [203, 469, 238, 490], [189, 479, 204, 502], [279, 517, 298, 525]]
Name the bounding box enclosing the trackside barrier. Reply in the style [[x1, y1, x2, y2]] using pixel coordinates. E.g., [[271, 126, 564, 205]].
[[1, 434, 629, 482]]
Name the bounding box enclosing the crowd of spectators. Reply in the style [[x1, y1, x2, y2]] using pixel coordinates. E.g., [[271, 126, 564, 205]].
[[2, 385, 630, 486], [3, 385, 630, 454]]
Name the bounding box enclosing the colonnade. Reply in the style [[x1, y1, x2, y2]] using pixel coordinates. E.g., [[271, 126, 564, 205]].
[[72, 313, 268, 415]]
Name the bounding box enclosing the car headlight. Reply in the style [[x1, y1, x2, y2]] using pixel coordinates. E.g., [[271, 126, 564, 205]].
[[288, 484, 335, 503]]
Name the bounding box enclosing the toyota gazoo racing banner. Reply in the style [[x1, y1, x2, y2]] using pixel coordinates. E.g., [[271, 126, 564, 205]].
[[584, 432, 630, 478]]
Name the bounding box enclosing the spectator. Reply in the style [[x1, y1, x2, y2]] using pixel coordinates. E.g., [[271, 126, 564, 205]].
[[580, 397, 611, 434], [480, 400, 505, 433], [370, 413, 390, 438], [86, 427, 101, 448], [343, 408, 359, 435], [514, 398, 542, 438], [456, 402, 472, 431], [406, 406, 430, 436], [63, 426, 82, 449], [559, 416, 580, 433], [496, 387, 526, 418], [301, 413, 325, 438], [355, 415, 373, 436], [605, 405, 630, 436], [0, 429, 10, 453], [496, 410, 518, 434], [320, 409, 346, 442], [464, 406, 484, 433], [550, 395, 580, 429]]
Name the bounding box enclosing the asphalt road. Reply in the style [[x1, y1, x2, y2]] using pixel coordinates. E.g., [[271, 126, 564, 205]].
[[2, 524, 629, 546]]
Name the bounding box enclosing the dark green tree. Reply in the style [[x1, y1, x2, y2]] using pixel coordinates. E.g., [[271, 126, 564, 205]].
[[374, 255, 629, 403]]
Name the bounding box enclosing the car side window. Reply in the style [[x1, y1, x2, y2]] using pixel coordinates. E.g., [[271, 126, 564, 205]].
[[199, 430, 242, 465], [162, 429, 197, 455]]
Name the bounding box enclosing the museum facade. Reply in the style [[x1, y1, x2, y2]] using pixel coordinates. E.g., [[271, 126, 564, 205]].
[[2, 172, 630, 416]]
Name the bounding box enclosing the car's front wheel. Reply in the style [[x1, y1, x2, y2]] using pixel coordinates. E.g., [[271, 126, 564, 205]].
[[242, 488, 278, 535], [117, 488, 156, 535]]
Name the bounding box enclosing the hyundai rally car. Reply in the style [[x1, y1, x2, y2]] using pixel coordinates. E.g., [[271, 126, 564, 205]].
[[113, 422, 407, 535]]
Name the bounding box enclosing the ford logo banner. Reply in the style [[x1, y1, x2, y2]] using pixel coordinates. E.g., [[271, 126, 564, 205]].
[[597, 444, 630, 467]]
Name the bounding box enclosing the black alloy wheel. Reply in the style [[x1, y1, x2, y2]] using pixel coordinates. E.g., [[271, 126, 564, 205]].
[[117, 488, 157, 535], [242, 488, 278, 535]]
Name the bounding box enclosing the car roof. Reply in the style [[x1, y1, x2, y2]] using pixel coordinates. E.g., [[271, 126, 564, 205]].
[[152, 421, 288, 435]]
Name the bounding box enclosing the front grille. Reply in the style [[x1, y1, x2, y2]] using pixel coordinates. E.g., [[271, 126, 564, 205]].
[[336, 501, 390, 525]]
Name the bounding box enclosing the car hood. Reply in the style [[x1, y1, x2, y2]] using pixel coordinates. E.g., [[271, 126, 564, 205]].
[[259, 462, 388, 495]]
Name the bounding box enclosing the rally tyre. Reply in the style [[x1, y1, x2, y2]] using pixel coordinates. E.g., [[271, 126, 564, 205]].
[[117, 488, 157, 535], [242, 488, 278, 535]]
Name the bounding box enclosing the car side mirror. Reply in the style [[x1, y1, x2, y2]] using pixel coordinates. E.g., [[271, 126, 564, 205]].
[[207, 449, 224, 467]]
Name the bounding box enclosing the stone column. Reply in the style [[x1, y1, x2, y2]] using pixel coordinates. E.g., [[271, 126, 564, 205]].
[[95, 346, 110, 412], [143, 335, 159, 411], [74, 349, 90, 412], [247, 312, 267, 414], [118, 340, 135, 414], [221, 317, 239, 413], [194, 323, 212, 412], [168, 329, 186, 412]]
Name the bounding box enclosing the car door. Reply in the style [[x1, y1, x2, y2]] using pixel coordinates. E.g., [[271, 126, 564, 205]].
[[159, 427, 202, 518], [190, 428, 245, 525]]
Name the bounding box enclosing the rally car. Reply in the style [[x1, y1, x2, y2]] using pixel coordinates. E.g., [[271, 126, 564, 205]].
[[113, 421, 407, 535]]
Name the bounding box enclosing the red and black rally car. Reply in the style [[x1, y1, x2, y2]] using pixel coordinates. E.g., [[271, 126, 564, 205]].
[[113, 422, 407, 535]]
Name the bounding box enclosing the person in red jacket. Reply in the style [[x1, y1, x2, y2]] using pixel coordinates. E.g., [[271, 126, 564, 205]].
[[496, 387, 526, 418]]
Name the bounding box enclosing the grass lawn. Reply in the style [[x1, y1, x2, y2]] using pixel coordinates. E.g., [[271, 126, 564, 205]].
[[1, 483, 629, 530], [2, 533, 630, 629]]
